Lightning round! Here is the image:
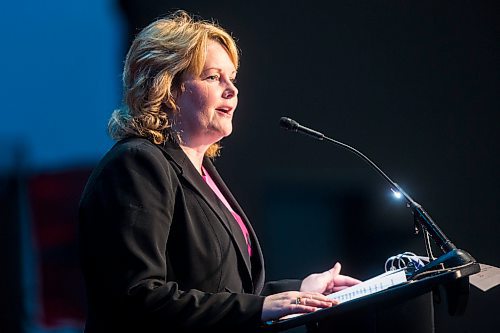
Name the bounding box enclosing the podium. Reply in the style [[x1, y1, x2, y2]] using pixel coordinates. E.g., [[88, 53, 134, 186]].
[[263, 263, 480, 333]]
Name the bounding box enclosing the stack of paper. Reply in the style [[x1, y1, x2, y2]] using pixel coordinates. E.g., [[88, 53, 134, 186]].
[[327, 268, 407, 304]]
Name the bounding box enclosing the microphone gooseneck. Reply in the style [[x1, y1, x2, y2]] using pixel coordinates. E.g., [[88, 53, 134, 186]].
[[279, 116, 476, 274]]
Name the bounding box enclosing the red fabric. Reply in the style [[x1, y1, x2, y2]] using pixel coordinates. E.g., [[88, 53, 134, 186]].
[[27, 168, 91, 327]]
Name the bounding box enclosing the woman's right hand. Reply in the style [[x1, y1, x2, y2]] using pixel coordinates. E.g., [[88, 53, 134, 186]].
[[261, 291, 338, 322]]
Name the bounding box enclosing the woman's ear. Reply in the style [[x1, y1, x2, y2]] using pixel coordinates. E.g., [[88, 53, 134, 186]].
[[171, 82, 185, 100], [171, 71, 186, 100], [171, 89, 179, 101]]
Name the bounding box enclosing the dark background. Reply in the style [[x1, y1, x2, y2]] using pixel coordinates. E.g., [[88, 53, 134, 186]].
[[1, 1, 498, 332]]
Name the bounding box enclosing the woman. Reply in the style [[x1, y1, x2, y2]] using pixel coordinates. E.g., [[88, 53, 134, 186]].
[[79, 11, 359, 333]]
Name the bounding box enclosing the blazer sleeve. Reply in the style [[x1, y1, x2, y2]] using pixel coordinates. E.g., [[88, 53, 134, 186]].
[[260, 280, 303, 296], [79, 141, 265, 332]]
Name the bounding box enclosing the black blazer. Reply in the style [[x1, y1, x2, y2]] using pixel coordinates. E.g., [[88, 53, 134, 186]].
[[79, 138, 299, 333]]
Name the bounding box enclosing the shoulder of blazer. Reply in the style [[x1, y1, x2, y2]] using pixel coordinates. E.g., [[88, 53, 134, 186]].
[[80, 138, 178, 204], [105, 137, 183, 174]]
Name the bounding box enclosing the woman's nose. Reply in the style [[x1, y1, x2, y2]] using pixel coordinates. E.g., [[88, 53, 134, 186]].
[[223, 81, 238, 99]]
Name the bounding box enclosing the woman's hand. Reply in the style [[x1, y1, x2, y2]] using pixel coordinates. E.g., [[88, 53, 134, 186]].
[[300, 262, 361, 295], [261, 291, 337, 321]]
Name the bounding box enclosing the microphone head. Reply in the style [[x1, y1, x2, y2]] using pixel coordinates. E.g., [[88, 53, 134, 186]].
[[279, 117, 299, 131]]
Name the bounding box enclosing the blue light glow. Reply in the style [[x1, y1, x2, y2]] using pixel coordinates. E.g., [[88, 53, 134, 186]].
[[391, 189, 402, 199]]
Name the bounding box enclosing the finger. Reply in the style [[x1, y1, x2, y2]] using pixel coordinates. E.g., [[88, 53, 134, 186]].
[[333, 274, 362, 286], [289, 305, 320, 315], [328, 262, 341, 277], [330, 286, 349, 292], [301, 292, 334, 301], [302, 293, 336, 306], [293, 298, 333, 309]]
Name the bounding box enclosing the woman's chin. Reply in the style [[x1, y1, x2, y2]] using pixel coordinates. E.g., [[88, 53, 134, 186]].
[[209, 125, 233, 140]]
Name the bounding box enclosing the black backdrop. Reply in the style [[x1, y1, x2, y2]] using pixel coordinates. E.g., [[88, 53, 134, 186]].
[[118, 1, 500, 332], [0, 2, 498, 333]]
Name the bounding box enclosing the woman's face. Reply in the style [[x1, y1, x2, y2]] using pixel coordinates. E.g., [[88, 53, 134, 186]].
[[174, 40, 238, 148]]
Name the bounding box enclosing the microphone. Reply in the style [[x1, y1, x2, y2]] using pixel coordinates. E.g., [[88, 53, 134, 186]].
[[279, 116, 476, 276], [279, 117, 325, 140]]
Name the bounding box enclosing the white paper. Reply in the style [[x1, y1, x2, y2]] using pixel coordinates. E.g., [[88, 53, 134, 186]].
[[469, 263, 500, 292], [327, 268, 407, 303], [278, 269, 407, 322]]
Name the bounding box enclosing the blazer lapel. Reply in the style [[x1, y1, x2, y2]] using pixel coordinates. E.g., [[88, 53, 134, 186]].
[[158, 142, 255, 289], [203, 159, 265, 294]]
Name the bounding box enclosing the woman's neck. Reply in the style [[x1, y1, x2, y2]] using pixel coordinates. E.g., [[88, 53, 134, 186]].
[[179, 144, 208, 175]]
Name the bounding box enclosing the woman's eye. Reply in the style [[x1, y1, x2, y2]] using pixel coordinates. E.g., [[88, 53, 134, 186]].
[[206, 75, 220, 81]]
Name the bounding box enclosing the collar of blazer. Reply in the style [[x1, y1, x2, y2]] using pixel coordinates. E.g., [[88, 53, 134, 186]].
[[157, 141, 265, 292]]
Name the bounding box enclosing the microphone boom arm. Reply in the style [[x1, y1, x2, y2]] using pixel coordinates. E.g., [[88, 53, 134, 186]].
[[279, 117, 476, 276]]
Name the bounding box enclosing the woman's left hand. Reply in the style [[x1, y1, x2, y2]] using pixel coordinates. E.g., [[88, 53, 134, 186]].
[[300, 262, 361, 295]]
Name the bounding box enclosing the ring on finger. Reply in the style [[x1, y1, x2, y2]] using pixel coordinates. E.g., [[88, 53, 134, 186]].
[[295, 297, 301, 305]]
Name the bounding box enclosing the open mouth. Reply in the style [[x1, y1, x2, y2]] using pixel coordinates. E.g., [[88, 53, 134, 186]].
[[216, 107, 233, 116]]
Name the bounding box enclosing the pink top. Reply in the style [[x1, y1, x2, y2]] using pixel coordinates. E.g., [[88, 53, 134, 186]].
[[201, 167, 252, 257]]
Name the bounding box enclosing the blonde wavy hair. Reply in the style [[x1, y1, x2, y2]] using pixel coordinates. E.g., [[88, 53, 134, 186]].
[[108, 10, 239, 157]]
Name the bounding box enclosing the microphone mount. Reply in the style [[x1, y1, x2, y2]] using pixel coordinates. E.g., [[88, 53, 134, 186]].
[[279, 117, 476, 277]]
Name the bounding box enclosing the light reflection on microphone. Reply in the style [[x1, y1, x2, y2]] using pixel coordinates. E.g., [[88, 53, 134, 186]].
[[391, 188, 402, 199]]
